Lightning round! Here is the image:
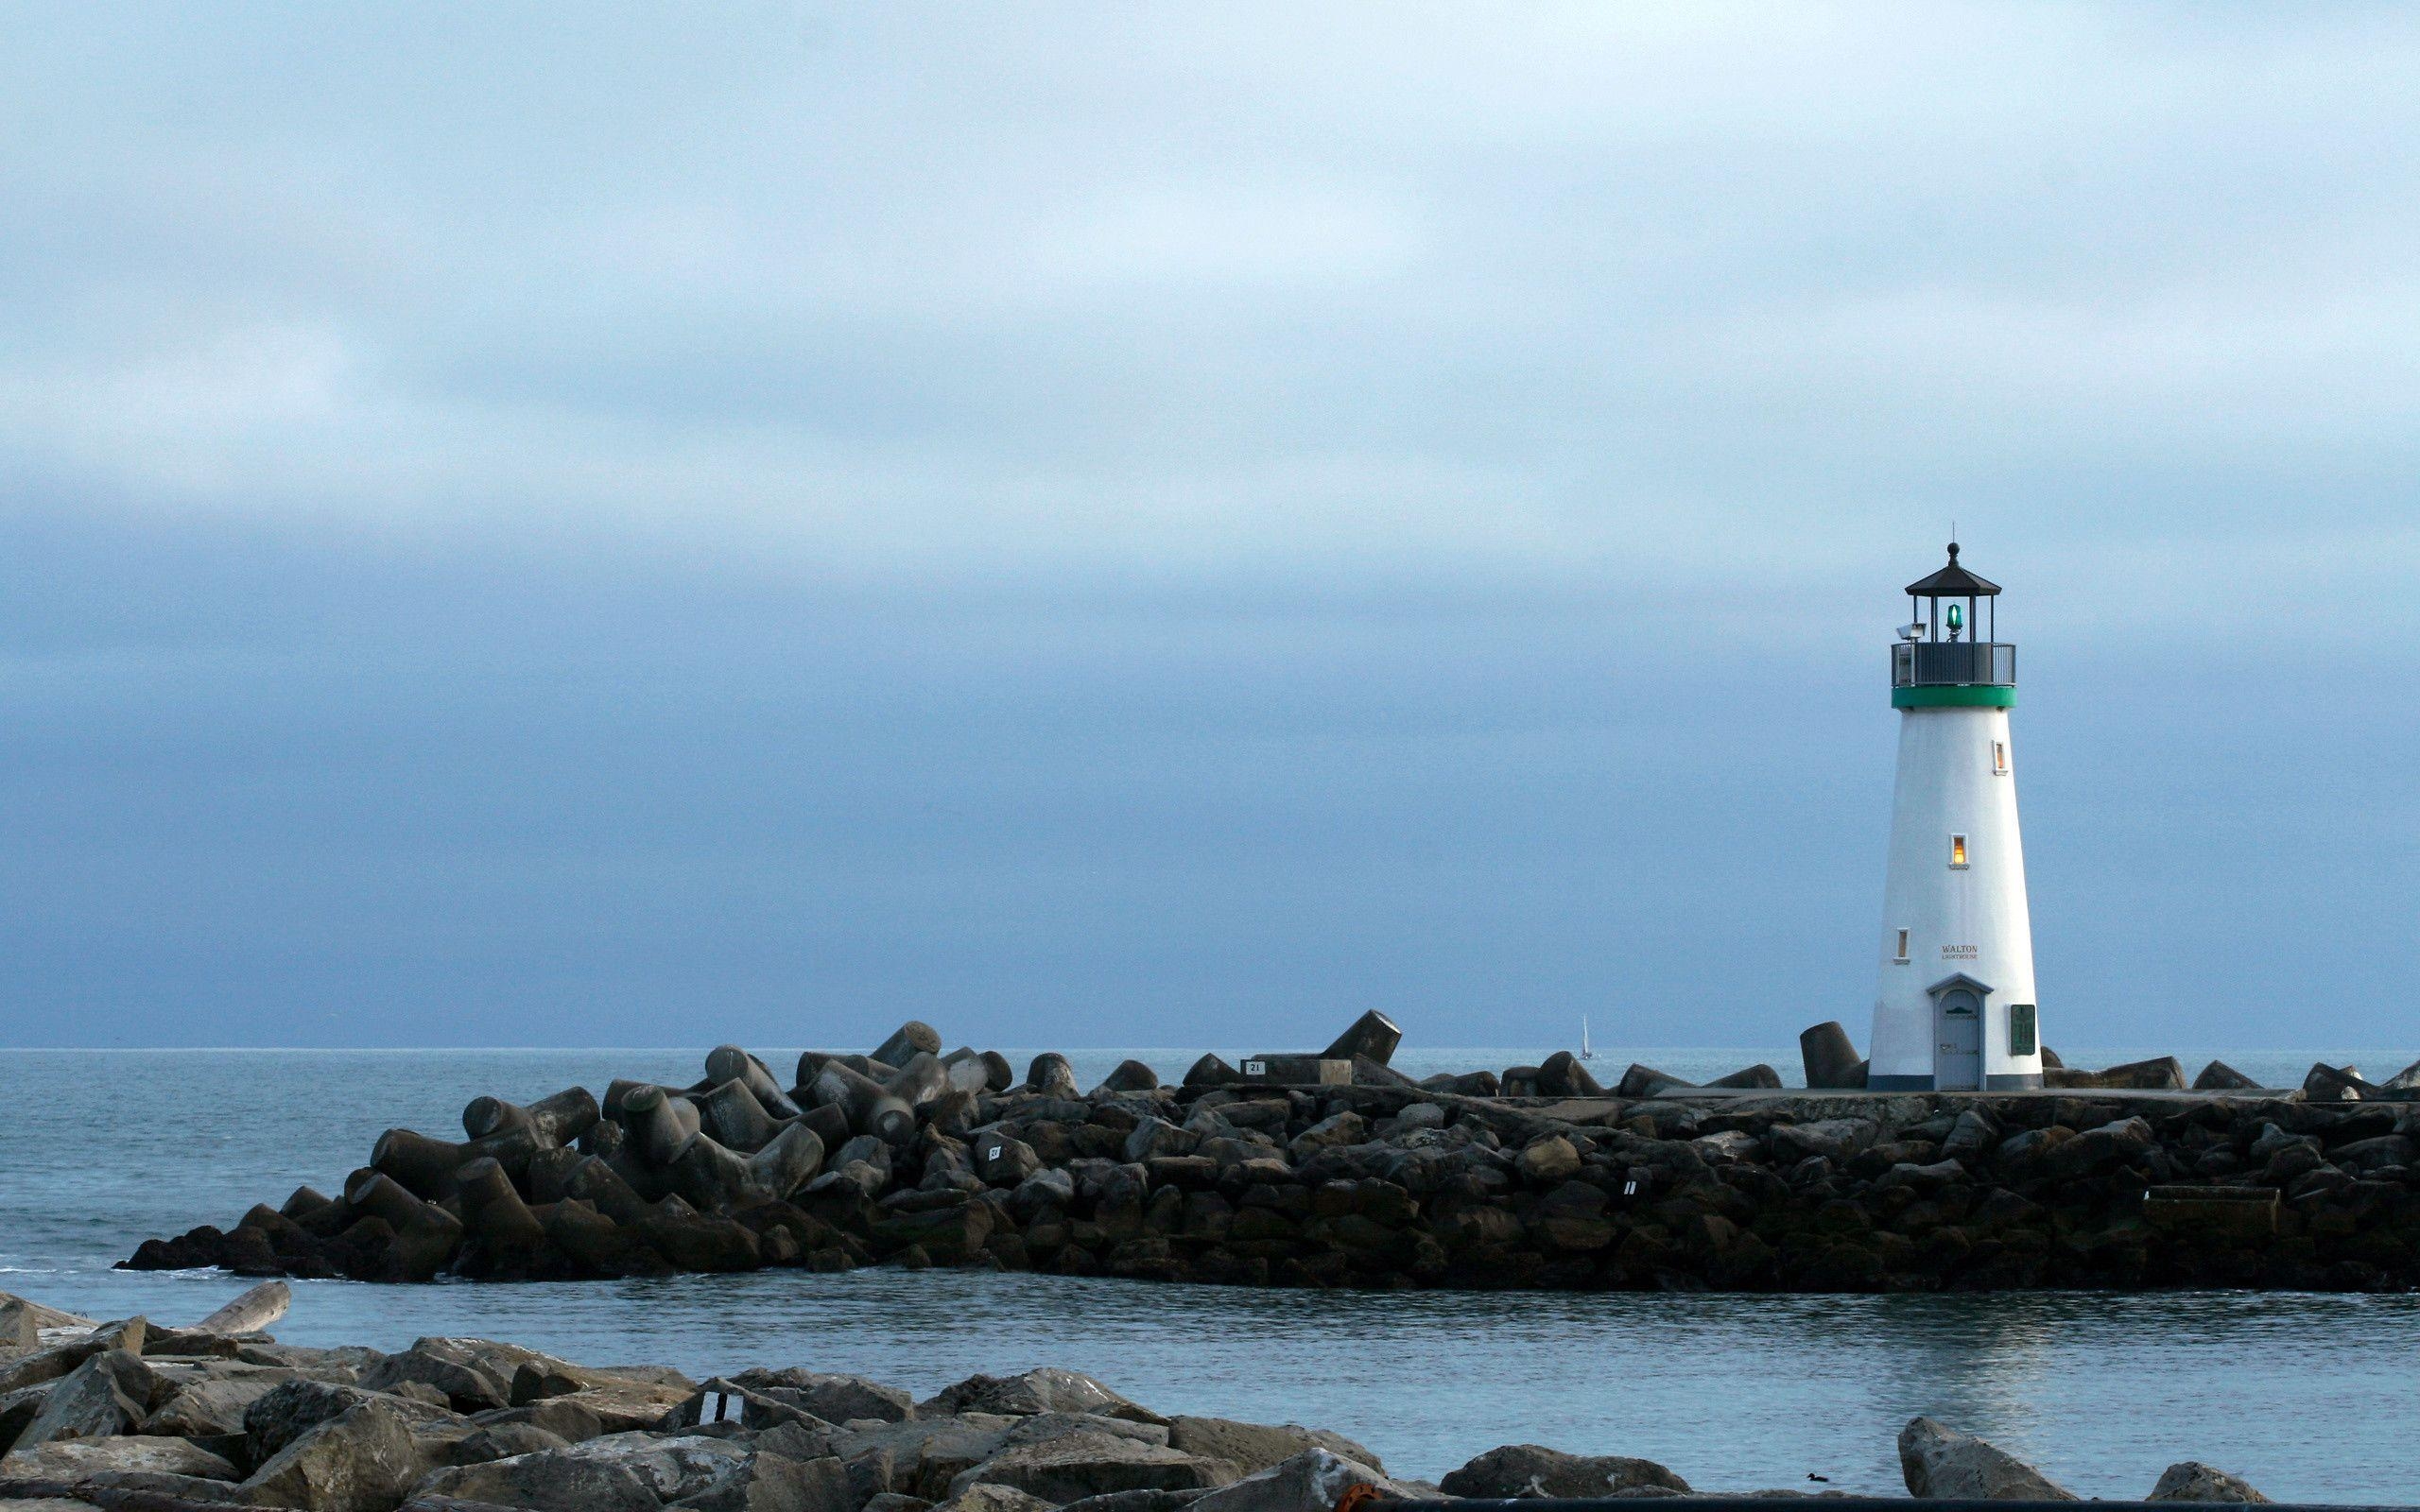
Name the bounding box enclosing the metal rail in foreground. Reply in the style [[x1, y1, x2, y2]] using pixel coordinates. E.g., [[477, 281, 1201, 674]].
[[1355, 1489, 2410, 1500]]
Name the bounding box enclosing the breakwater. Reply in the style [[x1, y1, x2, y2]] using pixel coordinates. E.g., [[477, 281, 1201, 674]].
[[122, 1022, 2420, 1293]]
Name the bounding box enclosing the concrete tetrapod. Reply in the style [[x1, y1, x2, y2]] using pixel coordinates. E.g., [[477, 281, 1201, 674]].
[[813, 1059, 918, 1145], [705, 1043, 804, 1119], [462, 1085, 599, 1146]]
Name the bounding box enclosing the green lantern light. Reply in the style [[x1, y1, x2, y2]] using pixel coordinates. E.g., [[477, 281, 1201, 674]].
[[1945, 603, 1964, 636]]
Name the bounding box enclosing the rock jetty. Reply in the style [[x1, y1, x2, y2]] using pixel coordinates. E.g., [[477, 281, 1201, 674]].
[[122, 1021, 2420, 1293], [2, 1284, 2282, 1511]]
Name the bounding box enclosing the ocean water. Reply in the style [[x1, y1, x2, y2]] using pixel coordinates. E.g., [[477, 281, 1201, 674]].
[[5, 1047, 2417, 1500]]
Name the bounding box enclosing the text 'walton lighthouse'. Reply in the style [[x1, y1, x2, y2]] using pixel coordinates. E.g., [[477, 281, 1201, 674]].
[[1869, 542, 2044, 1091]]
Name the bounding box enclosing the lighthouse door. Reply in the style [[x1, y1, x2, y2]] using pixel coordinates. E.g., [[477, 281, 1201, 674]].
[[1935, 989, 1983, 1091]]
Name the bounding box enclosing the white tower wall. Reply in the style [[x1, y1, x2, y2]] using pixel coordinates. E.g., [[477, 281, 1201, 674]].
[[1870, 702, 2042, 1091]]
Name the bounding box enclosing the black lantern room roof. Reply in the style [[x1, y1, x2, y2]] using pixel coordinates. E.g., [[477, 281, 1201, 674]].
[[1904, 541, 1999, 598]]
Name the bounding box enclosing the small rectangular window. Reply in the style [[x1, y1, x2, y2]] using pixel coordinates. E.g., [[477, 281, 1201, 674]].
[[1893, 929, 1910, 962], [1992, 741, 2009, 775], [1950, 833, 1969, 868], [2009, 1003, 2038, 1057]]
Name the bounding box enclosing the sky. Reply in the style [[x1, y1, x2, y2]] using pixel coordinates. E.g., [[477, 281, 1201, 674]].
[[2, 3, 2414, 1052]]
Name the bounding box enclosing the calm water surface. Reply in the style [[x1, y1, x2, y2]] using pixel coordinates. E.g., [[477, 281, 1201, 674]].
[[5, 1049, 2415, 1500]]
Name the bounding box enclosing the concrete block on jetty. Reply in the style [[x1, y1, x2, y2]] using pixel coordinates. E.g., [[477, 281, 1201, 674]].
[[0, 1284, 2289, 1512], [118, 1021, 2420, 1294]]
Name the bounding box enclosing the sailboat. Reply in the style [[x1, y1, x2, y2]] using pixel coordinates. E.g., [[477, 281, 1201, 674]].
[[1580, 1015, 1595, 1060]]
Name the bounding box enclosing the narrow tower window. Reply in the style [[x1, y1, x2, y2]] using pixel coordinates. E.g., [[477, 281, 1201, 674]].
[[1992, 741, 2009, 775], [1894, 929, 1910, 963], [2010, 1004, 2038, 1057], [1950, 833, 1969, 868]]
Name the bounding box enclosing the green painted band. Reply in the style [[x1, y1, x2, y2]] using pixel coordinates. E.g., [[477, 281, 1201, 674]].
[[1893, 684, 2017, 709]]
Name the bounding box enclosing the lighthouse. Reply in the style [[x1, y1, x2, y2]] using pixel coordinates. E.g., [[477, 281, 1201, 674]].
[[1869, 542, 2042, 1091]]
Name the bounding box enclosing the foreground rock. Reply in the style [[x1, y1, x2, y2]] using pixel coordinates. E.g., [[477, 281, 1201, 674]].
[[0, 1292, 2318, 1512], [1898, 1417, 2075, 1501]]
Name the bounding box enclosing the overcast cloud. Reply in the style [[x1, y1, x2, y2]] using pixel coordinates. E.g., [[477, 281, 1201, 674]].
[[2, 3, 2413, 1051]]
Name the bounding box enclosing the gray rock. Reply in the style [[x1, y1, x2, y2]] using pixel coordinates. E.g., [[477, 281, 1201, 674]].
[[2193, 1061, 2262, 1092], [0, 1318, 148, 1395], [1897, 1417, 2074, 1501], [0, 1304, 38, 1359], [1, 1435, 239, 1483], [928, 1487, 1056, 1512], [950, 1432, 1238, 1503], [2150, 1462, 2272, 1503], [1185, 1450, 1427, 1512], [142, 1373, 292, 1438], [191, 1280, 292, 1336], [455, 1422, 575, 1465], [10, 1349, 154, 1450], [828, 1415, 1019, 1501], [1513, 1136, 1581, 1184], [1, 1383, 52, 1455], [1056, 1492, 1214, 1512], [1286, 1114, 1366, 1160], [411, 1448, 659, 1512], [861, 1495, 934, 1512], [1001, 1413, 1168, 1451], [1165, 1418, 1382, 1476], [1439, 1444, 1688, 1498], [729, 1370, 915, 1425], [1772, 1120, 1880, 1165], [1940, 1108, 2000, 1160], [241, 1399, 424, 1512], [924, 1370, 1164, 1425], [359, 1338, 567, 1412]]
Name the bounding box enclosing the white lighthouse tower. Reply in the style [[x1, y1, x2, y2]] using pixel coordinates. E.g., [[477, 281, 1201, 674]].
[[1869, 542, 2043, 1091]]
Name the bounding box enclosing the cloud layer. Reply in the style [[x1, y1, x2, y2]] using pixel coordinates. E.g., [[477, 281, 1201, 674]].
[[1, 3, 2412, 1048]]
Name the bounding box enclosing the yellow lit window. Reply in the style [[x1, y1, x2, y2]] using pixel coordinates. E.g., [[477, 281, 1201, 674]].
[[1950, 833, 1969, 868], [1992, 741, 2009, 775]]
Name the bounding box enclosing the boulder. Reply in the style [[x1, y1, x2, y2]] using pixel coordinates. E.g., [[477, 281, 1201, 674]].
[[931, 1487, 1056, 1512], [1165, 1418, 1381, 1476], [9, 1349, 153, 1449], [360, 1339, 567, 1412], [972, 1136, 1044, 1188], [241, 1399, 424, 1512], [410, 1449, 659, 1512], [730, 1370, 914, 1426], [1897, 1417, 2074, 1501], [192, 1280, 293, 1336], [827, 1416, 1019, 1502], [0, 1303, 38, 1359], [1287, 1115, 1365, 1161], [0, 1435, 239, 1484], [2150, 1461, 2272, 1503], [1185, 1449, 1429, 1512], [950, 1433, 1238, 1503], [925, 1371, 1164, 1426], [1513, 1137, 1581, 1185], [2192, 1061, 2262, 1092], [1439, 1444, 1688, 1498], [454, 1422, 575, 1466], [1799, 1022, 1866, 1090], [1771, 1119, 1879, 1165], [0, 1319, 148, 1394]]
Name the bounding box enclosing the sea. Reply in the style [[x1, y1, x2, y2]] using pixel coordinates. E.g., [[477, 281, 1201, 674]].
[[5, 1046, 2417, 1501]]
